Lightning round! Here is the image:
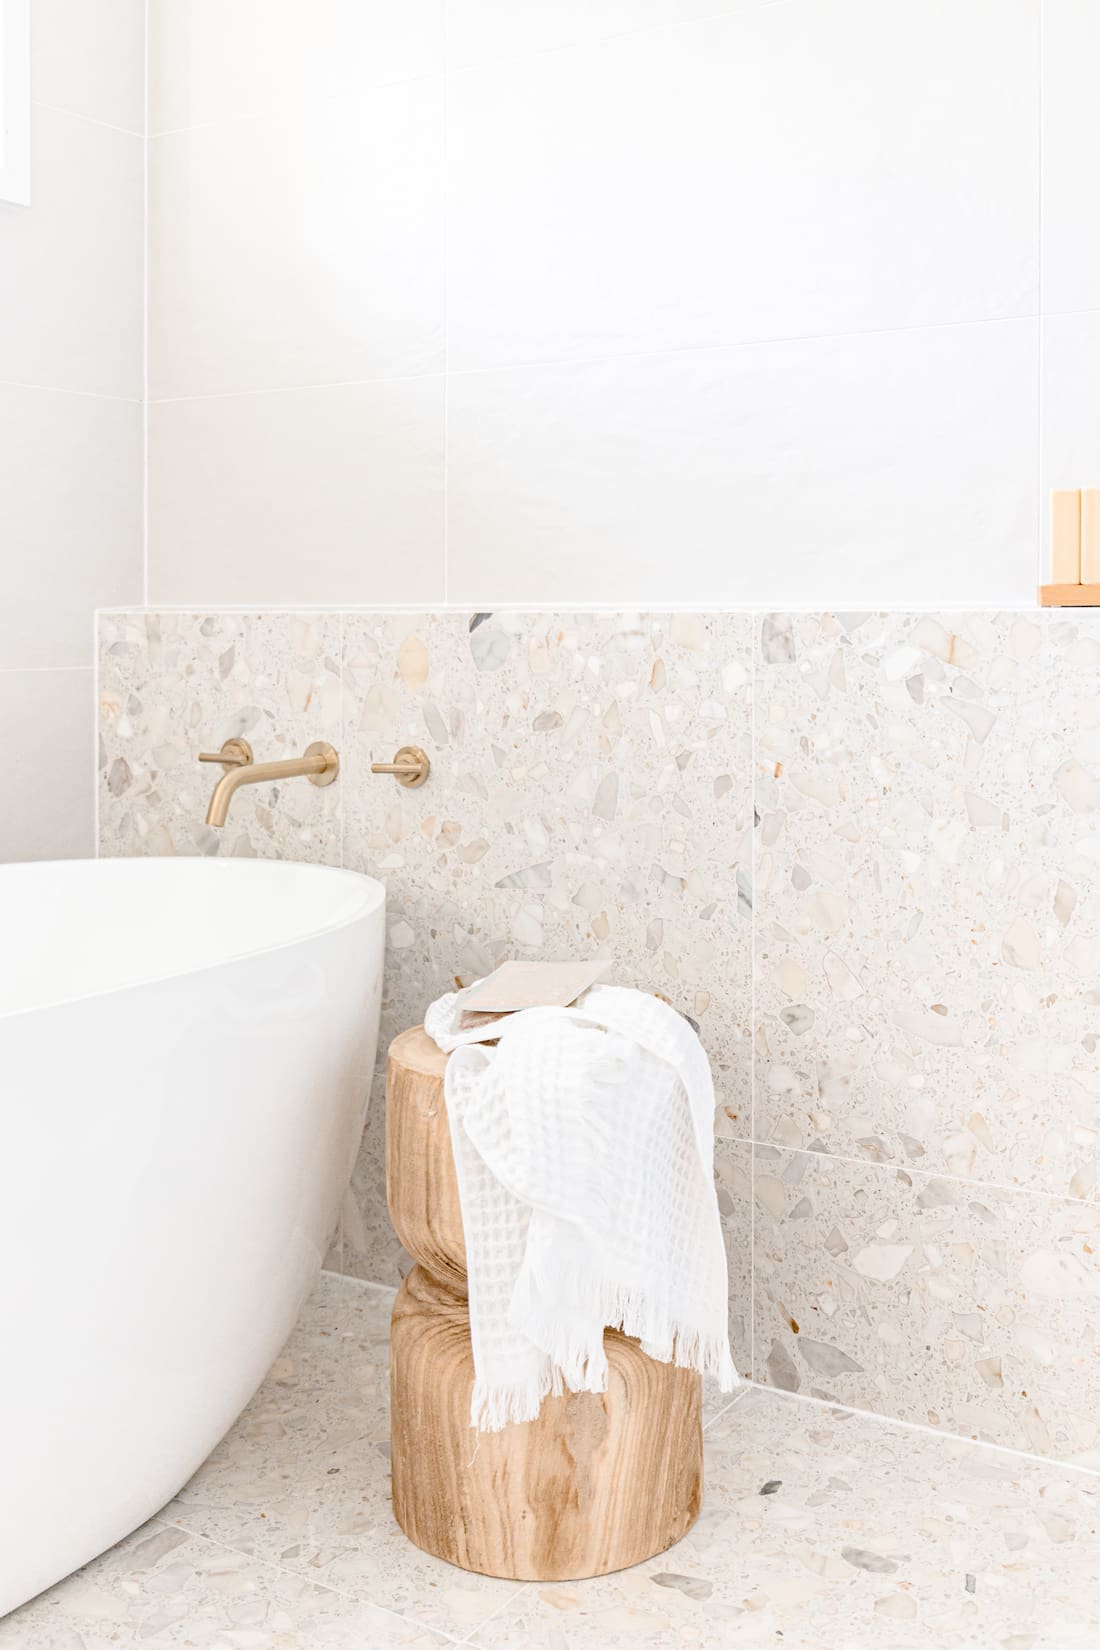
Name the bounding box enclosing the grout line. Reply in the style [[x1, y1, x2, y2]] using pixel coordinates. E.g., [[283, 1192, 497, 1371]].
[[0, 378, 140, 404], [92, 610, 100, 858], [157, 1514, 472, 1642], [30, 99, 143, 138], [331, 619, 347, 1272], [454, 1582, 529, 1646], [442, 0, 450, 604], [150, 369, 446, 404], [746, 1136, 1099, 1211], [142, 0, 150, 605], [0, 664, 92, 676], [749, 616, 756, 1382], [702, 1383, 753, 1434], [145, 308, 1041, 408], [337, 611, 346, 873], [738, 1381, 1100, 1480], [319, 1266, 397, 1299], [91, 600, 1062, 617], [146, 69, 445, 141], [1036, 0, 1045, 592]]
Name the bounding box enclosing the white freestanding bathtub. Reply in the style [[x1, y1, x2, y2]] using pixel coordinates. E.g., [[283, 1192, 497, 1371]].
[[0, 857, 384, 1617]]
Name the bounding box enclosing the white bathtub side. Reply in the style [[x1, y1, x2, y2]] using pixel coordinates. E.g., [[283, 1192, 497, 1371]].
[[0, 900, 384, 1617]]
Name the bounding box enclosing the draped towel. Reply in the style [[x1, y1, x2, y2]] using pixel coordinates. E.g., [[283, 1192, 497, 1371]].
[[424, 982, 737, 1432]]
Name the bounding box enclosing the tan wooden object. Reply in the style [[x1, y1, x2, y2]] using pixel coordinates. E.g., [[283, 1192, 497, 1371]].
[[385, 1025, 704, 1582], [1039, 583, 1100, 606], [1082, 489, 1100, 584], [1050, 488, 1082, 584]]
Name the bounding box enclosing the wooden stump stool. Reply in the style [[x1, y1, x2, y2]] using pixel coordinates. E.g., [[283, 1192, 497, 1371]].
[[386, 1026, 703, 1582]]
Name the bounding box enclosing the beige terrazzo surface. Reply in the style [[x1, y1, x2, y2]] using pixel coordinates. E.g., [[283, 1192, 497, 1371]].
[[98, 611, 344, 865], [752, 611, 1100, 1452], [338, 610, 754, 1291], [755, 610, 1100, 1201], [96, 607, 1100, 1455], [97, 609, 755, 1363], [752, 1144, 1100, 1463], [3, 1271, 1096, 1650]]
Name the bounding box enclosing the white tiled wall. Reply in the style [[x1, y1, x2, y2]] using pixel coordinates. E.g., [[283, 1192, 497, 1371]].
[[142, 0, 1100, 607], [0, 0, 144, 861]]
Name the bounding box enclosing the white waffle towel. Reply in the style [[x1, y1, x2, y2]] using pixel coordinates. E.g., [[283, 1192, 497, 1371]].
[[424, 982, 737, 1432]]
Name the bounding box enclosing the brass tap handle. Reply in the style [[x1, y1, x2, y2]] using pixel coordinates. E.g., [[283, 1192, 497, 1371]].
[[371, 745, 430, 788], [198, 738, 253, 768]]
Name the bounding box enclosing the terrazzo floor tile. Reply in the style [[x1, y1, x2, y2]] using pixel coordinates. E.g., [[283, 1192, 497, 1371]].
[[755, 610, 1100, 1202], [160, 1272, 522, 1643], [468, 1388, 1100, 1650], [0, 1518, 453, 1649], [7, 1272, 1096, 1650], [752, 1145, 1100, 1464]]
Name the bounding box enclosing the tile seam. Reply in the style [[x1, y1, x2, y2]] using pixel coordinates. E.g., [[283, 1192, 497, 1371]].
[[749, 612, 757, 1382], [31, 98, 143, 137], [702, 1383, 753, 1434], [746, 1135, 1100, 1210], [736, 1381, 1100, 1480], [146, 309, 1041, 407], [158, 1515, 468, 1642]]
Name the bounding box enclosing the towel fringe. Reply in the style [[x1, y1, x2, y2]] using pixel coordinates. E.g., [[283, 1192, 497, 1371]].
[[469, 1277, 738, 1429]]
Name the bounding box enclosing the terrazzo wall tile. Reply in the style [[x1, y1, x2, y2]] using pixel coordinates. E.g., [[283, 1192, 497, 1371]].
[[98, 604, 1100, 1466], [755, 610, 1100, 1202], [338, 611, 754, 1282], [716, 1139, 754, 1382], [752, 1143, 1100, 1465], [97, 611, 344, 863]]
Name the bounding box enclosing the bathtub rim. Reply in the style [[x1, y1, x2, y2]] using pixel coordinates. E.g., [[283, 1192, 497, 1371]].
[[0, 856, 385, 1025]]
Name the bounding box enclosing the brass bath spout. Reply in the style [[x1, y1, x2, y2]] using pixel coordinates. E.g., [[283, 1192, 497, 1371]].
[[198, 738, 339, 827]]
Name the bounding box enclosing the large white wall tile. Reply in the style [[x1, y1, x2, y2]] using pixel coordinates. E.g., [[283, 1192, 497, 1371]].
[[1042, 0, 1100, 316], [0, 2, 144, 862], [0, 670, 93, 861], [147, 378, 445, 605], [447, 1, 1039, 372], [0, 107, 142, 399], [447, 0, 759, 71], [31, 0, 145, 131], [149, 80, 444, 399], [447, 319, 1038, 605], [0, 386, 141, 669], [149, 0, 444, 134]]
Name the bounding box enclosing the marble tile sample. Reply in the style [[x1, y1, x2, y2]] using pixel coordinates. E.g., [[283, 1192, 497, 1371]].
[[0, 1517, 453, 1649], [752, 1145, 1100, 1465], [472, 1384, 1100, 1650], [755, 611, 1100, 1200], [97, 611, 343, 864], [162, 1272, 522, 1643], [339, 611, 753, 1281]]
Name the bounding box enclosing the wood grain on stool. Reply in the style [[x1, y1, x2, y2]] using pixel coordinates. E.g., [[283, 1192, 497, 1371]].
[[386, 1027, 466, 1293], [386, 1025, 704, 1582]]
